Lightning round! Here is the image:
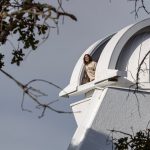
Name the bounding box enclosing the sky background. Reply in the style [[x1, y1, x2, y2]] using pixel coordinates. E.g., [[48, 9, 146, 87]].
[[0, 0, 149, 150]]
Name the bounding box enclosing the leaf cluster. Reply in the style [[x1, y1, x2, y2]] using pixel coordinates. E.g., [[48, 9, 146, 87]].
[[113, 129, 150, 150], [0, 0, 76, 68]]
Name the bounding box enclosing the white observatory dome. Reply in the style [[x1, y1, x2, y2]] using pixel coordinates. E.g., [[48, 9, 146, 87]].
[[60, 18, 150, 150], [60, 18, 150, 98]]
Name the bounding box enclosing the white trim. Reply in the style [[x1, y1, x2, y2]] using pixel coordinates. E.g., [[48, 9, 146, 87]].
[[68, 88, 107, 149]]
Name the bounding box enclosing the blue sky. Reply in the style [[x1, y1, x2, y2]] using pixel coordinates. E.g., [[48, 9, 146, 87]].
[[0, 0, 149, 150]]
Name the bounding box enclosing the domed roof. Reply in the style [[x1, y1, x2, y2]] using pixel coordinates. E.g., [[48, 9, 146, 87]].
[[60, 18, 150, 97]]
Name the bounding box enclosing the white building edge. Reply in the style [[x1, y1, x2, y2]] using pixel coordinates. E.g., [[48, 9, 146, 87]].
[[60, 18, 150, 150]]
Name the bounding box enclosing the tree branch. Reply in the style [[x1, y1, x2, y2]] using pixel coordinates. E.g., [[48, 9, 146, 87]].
[[0, 69, 76, 118]]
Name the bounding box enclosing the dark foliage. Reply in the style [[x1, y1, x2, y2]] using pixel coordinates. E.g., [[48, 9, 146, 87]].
[[0, 0, 76, 68], [112, 129, 150, 150]]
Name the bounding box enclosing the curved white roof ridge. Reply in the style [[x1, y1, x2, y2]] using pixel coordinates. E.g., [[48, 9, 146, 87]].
[[96, 18, 150, 81]]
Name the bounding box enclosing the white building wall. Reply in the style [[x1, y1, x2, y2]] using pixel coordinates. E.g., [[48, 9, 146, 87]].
[[68, 87, 150, 150], [65, 19, 150, 150]]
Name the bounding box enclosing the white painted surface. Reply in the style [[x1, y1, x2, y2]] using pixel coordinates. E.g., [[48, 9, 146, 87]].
[[116, 32, 150, 86], [68, 89, 104, 149], [96, 18, 150, 84], [97, 18, 150, 71], [68, 87, 150, 150], [61, 18, 150, 150], [70, 98, 92, 126], [60, 18, 150, 97]]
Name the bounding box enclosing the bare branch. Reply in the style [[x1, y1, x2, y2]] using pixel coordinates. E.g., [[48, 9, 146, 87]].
[[108, 129, 133, 138], [0, 69, 77, 118], [136, 50, 150, 89], [129, 0, 150, 18]]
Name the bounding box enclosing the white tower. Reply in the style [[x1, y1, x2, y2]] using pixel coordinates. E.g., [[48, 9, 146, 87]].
[[60, 18, 150, 150]]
